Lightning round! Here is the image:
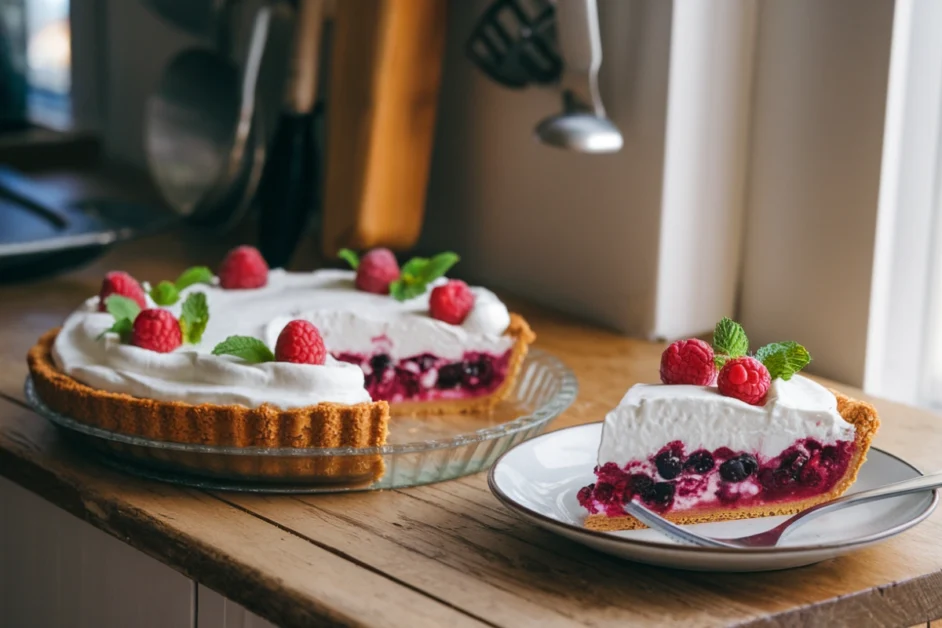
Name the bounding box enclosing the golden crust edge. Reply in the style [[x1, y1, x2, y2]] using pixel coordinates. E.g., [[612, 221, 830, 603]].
[[27, 328, 390, 451], [389, 313, 536, 416], [584, 389, 881, 532]]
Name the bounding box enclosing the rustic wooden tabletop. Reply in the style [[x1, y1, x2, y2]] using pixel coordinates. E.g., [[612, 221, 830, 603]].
[[2, 216, 942, 626]]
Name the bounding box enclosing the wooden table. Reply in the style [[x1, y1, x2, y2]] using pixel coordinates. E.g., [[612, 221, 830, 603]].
[[2, 229, 942, 627]]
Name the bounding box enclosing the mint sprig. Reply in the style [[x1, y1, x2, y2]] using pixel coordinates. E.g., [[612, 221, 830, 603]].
[[390, 252, 460, 302], [712, 317, 749, 367], [149, 266, 215, 306], [337, 248, 360, 270], [756, 341, 811, 381], [97, 295, 141, 342], [211, 336, 275, 364], [179, 292, 209, 344], [174, 266, 213, 291]]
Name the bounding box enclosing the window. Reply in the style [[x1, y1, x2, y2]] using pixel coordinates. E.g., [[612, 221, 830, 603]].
[[0, 0, 71, 129]]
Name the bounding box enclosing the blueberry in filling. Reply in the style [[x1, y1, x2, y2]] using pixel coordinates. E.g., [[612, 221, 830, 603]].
[[719, 454, 758, 483], [436, 363, 464, 389], [370, 353, 391, 373], [654, 450, 683, 480], [646, 482, 675, 507], [684, 450, 715, 474]]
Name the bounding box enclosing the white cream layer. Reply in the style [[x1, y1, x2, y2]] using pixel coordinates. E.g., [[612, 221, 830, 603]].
[[597, 376, 855, 464], [52, 269, 513, 410]]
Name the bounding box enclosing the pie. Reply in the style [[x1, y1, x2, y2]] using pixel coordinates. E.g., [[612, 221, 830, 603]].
[[25, 247, 535, 482], [577, 319, 879, 530]]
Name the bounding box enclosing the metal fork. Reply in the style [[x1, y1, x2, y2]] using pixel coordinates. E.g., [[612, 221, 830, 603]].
[[623, 471, 942, 549]]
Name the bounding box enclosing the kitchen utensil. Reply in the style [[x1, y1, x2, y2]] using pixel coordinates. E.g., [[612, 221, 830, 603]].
[[0, 167, 175, 281], [141, 0, 234, 50], [535, 0, 623, 153], [466, 0, 561, 88], [256, 0, 325, 269], [322, 0, 448, 257], [625, 469, 942, 548], [144, 4, 271, 227], [488, 423, 938, 572]]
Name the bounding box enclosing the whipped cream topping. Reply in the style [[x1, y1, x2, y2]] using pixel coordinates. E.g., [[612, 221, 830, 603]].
[[52, 269, 513, 409], [597, 376, 855, 464]]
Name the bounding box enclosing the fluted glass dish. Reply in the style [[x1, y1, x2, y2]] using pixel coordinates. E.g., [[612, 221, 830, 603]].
[[25, 350, 577, 492]]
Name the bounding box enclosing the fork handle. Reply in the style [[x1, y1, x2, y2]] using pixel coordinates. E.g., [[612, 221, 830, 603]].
[[806, 470, 942, 513]]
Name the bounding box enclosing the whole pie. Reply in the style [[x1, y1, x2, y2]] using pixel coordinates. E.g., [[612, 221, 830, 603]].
[[27, 246, 535, 481], [577, 319, 879, 530]]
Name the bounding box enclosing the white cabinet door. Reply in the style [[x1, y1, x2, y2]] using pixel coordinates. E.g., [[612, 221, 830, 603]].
[[197, 586, 276, 628], [0, 477, 195, 628]]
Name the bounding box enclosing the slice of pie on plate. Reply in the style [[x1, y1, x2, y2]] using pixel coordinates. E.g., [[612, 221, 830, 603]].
[[577, 319, 879, 531]]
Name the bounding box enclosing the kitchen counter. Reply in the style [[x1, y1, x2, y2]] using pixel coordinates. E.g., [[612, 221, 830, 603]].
[[2, 230, 942, 627]]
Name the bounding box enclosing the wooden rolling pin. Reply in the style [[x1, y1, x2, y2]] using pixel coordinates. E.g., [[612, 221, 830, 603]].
[[322, 0, 447, 257]]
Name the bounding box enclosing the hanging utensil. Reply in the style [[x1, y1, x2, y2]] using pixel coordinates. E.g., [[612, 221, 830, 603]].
[[466, 0, 561, 88], [535, 0, 623, 153], [256, 0, 325, 268], [144, 4, 272, 228]]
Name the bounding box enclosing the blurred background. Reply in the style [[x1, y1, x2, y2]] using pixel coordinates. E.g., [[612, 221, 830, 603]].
[[0, 0, 940, 412]]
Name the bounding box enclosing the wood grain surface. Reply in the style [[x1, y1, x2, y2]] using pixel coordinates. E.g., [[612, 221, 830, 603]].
[[2, 228, 942, 626]]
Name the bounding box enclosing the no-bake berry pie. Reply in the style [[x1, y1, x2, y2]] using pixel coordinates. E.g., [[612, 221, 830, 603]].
[[27, 246, 534, 481], [577, 318, 879, 531]]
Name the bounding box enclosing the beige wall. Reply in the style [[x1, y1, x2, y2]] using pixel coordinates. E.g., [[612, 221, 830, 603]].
[[738, 0, 895, 386]]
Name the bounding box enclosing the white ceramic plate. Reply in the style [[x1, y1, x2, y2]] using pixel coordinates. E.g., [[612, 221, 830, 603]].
[[488, 423, 938, 572]]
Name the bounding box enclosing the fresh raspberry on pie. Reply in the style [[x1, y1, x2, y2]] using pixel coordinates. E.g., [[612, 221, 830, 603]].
[[131, 309, 182, 353], [275, 320, 327, 365], [218, 245, 269, 289], [355, 248, 400, 295], [717, 356, 771, 405], [98, 271, 147, 311], [429, 279, 475, 325], [659, 338, 716, 385]]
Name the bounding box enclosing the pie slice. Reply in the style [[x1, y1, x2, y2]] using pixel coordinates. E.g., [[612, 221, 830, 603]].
[[578, 377, 879, 531], [579, 317, 880, 531]]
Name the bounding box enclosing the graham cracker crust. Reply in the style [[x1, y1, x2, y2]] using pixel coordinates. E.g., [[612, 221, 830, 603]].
[[584, 390, 880, 532], [390, 313, 536, 416], [27, 328, 390, 482]]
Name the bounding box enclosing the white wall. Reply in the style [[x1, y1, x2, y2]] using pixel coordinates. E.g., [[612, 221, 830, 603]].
[[738, 0, 895, 387], [422, 0, 674, 335]]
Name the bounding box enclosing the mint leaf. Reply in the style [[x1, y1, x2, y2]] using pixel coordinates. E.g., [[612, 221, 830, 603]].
[[97, 318, 133, 342], [416, 252, 459, 283], [390, 279, 428, 302], [757, 341, 811, 381], [179, 292, 209, 344], [389, 252, 460, 302], [105, 295, 141, 323], [400, 257, 428, 278], [175, 266, 213, 291], [713, 317, 749, 367], [211, 336, 275, 363], [337, 249, 360, 270], [149, 280, 179, 306], [100, 295, 140, 343]]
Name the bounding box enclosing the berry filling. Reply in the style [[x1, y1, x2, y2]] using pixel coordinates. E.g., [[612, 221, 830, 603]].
[[577, 438, 855, 517], [333, 349, 512, 403]]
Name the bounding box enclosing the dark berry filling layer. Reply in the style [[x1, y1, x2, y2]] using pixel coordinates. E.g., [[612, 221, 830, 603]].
[[577, 438, 855, 517], [333, 349, 512, 403]]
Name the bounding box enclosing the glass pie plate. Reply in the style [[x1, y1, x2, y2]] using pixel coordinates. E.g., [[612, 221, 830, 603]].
[[24, 350, 577, 492]]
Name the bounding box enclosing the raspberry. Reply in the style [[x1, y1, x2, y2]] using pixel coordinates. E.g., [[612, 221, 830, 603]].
[[717, 356, 771, 405], [429, 280, 475, 325], [98, 271, 147, 311], [275, 320, 327, 364], [659, 338, 716, 385], [355, 248, 400, 295], [131, 309, 182, 353], [218, 245, 269, 289]]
